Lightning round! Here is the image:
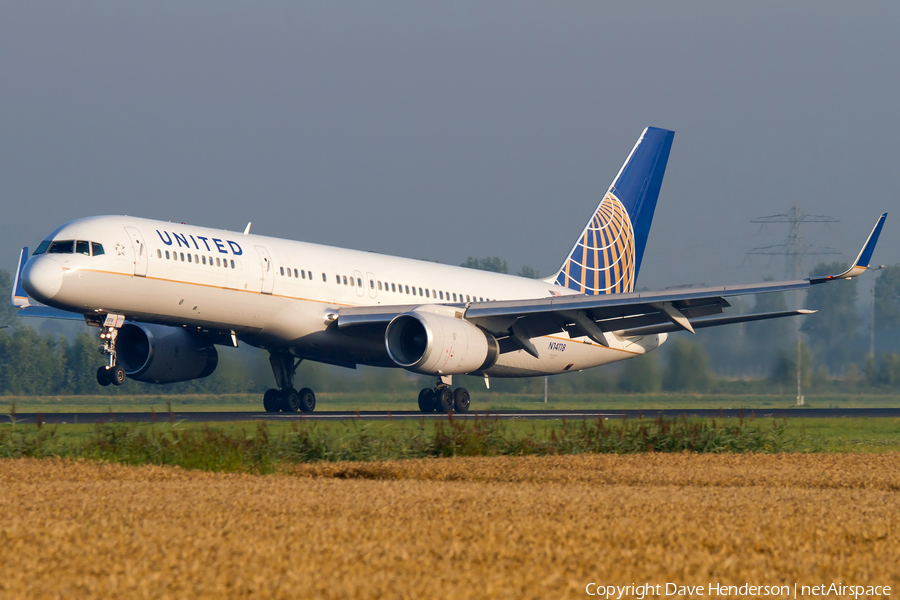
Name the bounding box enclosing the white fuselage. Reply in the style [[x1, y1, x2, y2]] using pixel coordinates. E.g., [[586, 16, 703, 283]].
[[22, 216, 665, 377]]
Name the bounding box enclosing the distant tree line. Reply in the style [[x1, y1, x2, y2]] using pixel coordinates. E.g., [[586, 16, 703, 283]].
[[461, 256, 541, 278]]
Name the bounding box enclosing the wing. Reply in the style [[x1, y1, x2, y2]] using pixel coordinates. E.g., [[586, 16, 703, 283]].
[[339, 213, 886, 357]]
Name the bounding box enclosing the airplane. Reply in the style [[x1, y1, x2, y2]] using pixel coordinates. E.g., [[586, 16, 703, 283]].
[[10, 127, 887, 414]]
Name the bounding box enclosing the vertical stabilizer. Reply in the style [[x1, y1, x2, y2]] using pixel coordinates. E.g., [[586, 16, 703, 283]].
[[551, 127, 674, 295]]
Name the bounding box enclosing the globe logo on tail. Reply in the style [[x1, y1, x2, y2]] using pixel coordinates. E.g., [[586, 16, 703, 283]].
[[555, 192, 636, 295]]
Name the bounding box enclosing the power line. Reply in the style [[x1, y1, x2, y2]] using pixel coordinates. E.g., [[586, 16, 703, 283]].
[[747, 204, 841, 280]]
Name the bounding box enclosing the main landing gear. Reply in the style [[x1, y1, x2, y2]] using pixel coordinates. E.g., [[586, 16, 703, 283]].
[[95, 314, 127, 387], [263, 352, 316, 413], [418, 377, 470, 414]]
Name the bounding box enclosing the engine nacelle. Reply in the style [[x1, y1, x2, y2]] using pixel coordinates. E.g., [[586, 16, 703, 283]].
[[116, 323, 218, 384], [385, 308, 499, 375]]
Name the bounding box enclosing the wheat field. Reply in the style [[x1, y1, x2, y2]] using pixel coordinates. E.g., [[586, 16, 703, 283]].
[[2, 454, 899, 599]]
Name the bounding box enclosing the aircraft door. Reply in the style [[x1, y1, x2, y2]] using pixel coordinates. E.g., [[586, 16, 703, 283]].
[[366, 272, 377, 298], [124, 227, 148, 277], [255, 246, 274, 295], [353, 270, 365, 297]]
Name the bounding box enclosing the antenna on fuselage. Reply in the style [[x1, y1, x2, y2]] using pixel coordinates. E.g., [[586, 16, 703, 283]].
[[243, 222, 251, 235]]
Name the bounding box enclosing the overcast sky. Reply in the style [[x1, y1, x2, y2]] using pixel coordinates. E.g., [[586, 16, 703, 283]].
[[2, 2, 897, 293]]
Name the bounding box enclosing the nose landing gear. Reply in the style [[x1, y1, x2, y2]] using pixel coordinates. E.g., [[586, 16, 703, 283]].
[[418, 376, 470, 414], [94, 314, 127, 387], [263, 352, 316, 413]]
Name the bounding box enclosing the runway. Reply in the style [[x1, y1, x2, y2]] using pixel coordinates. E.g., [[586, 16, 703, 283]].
[[4, 407, 900, 425]]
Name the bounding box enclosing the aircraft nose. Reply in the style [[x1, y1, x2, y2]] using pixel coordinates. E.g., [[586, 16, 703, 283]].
[[22, 257, 63, 302]]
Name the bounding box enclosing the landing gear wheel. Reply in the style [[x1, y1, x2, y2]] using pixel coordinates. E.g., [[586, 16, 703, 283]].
[[297, 388, 316, 413], [281, 388, 301, 413], [436, 387, 454, 414], [418, 388, 436, 413], [110, 365, 127, 386], [97, 367, 111, 387], [263, 389, 281, 413], [453, 387, 470, 414]]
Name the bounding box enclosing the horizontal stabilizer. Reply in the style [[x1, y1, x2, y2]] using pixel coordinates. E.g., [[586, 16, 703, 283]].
[[618, 309, 815, 337]]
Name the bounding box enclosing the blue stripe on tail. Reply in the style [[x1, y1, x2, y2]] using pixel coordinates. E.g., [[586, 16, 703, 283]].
[[553, 127, 674, 295]]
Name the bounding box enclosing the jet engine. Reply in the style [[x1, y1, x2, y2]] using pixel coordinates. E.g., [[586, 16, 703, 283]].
[[385, 308, 499, 375], [116, 323, 218, 384]]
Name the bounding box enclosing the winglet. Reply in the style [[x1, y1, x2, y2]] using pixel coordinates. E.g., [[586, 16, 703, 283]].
[[11, 247, 31, 308], [811, 213, 887, 283]]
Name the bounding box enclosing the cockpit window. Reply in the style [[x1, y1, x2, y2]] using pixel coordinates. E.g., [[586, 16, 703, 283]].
[[47, 240, 75, 254], [35, 239, 104, 256]]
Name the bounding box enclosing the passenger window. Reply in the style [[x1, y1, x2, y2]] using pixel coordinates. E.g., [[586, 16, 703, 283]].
[[439, 291, 443, 300], [202, 256, 206, 265], [33, 241, 52, 255], [405, 285, 410, 294], [412, 287, 417, 296], [369, 279, 374, 289], [48, 240, 74, 254], [391, 283, 396, 292], [280, 267, 284, 276], [418, 287, 423, 296], [425, 289, 430, 298], [452, 293, 457, 301], [294, 269, 299, 278], [466, 295, 470, 302], [165, 250, 170, 259], [343, 275, 348, 285], [92, 242, 104, 256], [336, 274, 340, 284], [479, 297, 483, 302], [230, 260, 235, 269], [301, 270, 305, 279], [187, 254, 192, 263], [216, 257, 221, 266], [322, 273, 326, 282], [180, 252, 185, 261], [195, 254, 199, 263], [378, 281, 382, 290], [358, 278, 363, 287], [157, 249, 162, 259]]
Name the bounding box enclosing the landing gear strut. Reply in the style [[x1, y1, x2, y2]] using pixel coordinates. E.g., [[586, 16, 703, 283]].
[[263, 352, 316, 413], [418, 376, 470, 414], [95, 314, 127, 387]]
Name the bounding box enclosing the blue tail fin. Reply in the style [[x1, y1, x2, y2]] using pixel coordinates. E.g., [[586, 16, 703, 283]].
[[552, 127, 674, 294]]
